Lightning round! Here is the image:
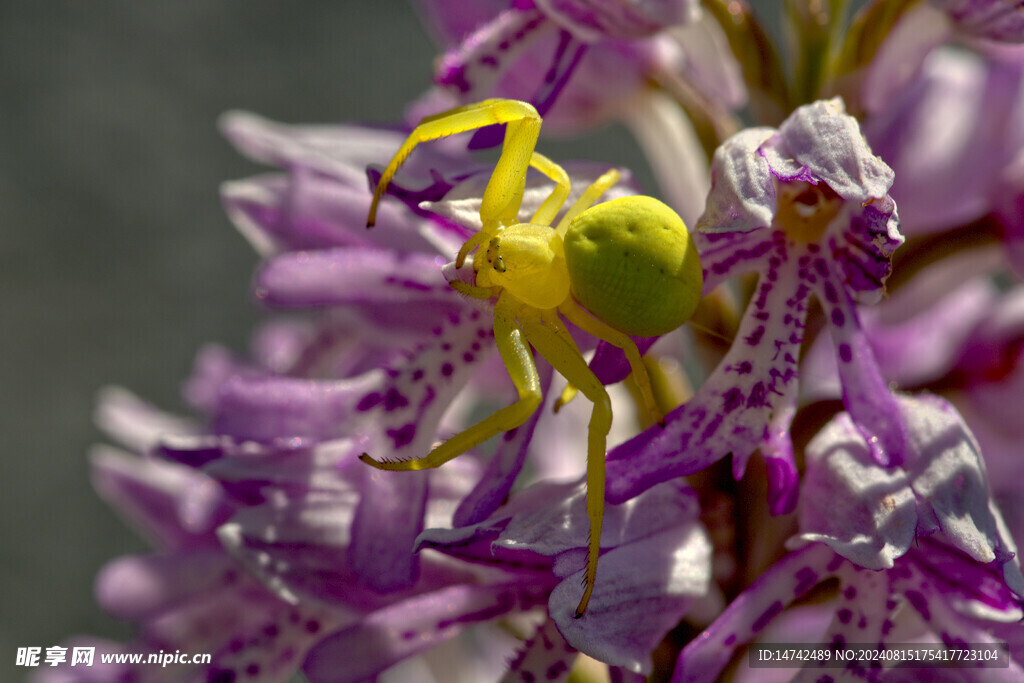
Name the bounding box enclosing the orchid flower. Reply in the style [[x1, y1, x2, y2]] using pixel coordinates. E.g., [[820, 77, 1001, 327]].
[[605, 98, 905, 515], [675, 393, 1024, 681]]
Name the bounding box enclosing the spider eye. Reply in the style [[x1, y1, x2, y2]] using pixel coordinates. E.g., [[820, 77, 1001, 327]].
[[486, 238, 506, 272]]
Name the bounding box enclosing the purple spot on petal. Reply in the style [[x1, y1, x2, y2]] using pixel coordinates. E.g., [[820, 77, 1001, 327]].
[[794, 567, 818, 596], [305, 619, 321, 634], [905, 590, 931, 621], [357, 393, 382, 412], [882, 619, 893, 636], [831, 308, 845, 327], [746, 382, 767, 408], [838, 608, 852, 624], [245, 663, 260, 677], [723, 387, 744, 413], [463, 352, 475, 363], [752, 600, 783, 632], [724, 633, 736, 646], [388, 423, 417, 448], [412, 369, 424, 382], [546, 661, 568, 680], [823, 281, 839, 304], [858, 615, 867, 629], [441, 363, 454, 377], [838, 343, 852, 363], [383, 387, 409, 411], [745, 325, 765, 346], [844, 586, 856, 600]]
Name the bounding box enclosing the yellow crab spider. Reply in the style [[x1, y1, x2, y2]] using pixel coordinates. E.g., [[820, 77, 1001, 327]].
[[360, 99, 702, 617]]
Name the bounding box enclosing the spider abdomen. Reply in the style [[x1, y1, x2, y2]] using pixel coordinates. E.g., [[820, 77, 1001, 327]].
[[563, 196, 702, 337]]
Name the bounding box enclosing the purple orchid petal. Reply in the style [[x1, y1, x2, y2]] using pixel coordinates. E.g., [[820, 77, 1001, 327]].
[[452, 363, 554, 527], [903, 394, 1024, 591], [534, 0, 699, 41], [760, 377, 800, 515], [302, 582, 548, 683], [96, 550, 245, 621], [210, 371, 381, 443], [606, 236, 805, 503], [794, 410, 918, 569], [611, 98, 905, 503], [435, 6, 551, 99], [865, 46, 1024, 235], [933, 0, 1024, 42], [222, 172, 439, 256], [218, 481, 485, 612], [794, 392, 1024, 599], [693, 226, 776, 293], [255, 248, 452, 309], [818, 270, 908, 466], [672, 543, 837, 682], [93, 386, 198, 454], [696, 127, 777, 235], [891, 561, 1024, 676], [90, 447, 230, 550], [349, 312, 495, 590], [550, 518, 711, 674], [349, 468, 429, 592], [763, 98, 895, 203], [583, 335, 657, 388], [912, 536, 1024, 619]]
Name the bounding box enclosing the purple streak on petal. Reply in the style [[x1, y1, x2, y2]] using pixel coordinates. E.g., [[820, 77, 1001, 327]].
[[693, 227, 775, 293], [530, 30, 588, 118], [303, 582, 546, 683], [831, 198, 903, 304], [606, 239, 807, 503], [435, 6, 549, 98], [452, 363, 553, 526], [912, 536, 1024, 617], [672, 544, 837, 683]]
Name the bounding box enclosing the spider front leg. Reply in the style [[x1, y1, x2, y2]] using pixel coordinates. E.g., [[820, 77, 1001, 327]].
[[359, 292, 541, 471], [368, 99, 547, 231], [519, 308, 612, 618]]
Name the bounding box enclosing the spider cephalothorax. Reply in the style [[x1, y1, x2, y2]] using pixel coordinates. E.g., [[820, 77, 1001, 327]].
[[361, 98, 702, 617]]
